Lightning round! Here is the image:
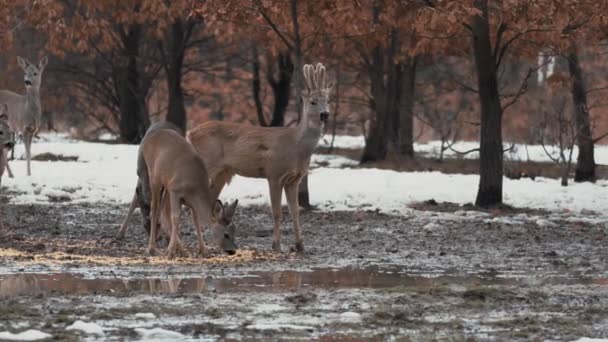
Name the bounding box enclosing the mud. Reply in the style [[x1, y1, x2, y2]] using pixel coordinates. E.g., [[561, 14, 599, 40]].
[[0, 202, 607, 340]]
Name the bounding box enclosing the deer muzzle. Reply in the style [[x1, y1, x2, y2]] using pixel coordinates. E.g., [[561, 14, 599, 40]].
[[320, 112, 329, 123]]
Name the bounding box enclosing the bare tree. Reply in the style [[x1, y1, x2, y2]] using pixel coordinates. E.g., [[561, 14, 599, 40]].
[[536, 93, 576, 186]]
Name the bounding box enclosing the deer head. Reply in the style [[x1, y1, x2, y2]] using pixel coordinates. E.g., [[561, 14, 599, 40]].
[[17, 56, 48, 89], [211, 199, 239, 255], [0, 104, 15, 149], [302, 63, 332, 131]]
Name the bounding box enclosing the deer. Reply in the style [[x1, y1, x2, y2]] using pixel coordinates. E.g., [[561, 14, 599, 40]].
[[141, 128, 239, 258], [0, 104, 16, 233], [115, 121, 184, 242], [0, 56, 48, 176], [187, 63, 332, 254]]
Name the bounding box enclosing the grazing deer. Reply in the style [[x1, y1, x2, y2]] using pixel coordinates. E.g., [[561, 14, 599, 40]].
[[0, 56, 48, 176], [0, 104, 16, 232], [142, 129, 239, 258], [116, 121, 184, 241], [187, 63, 331, 253]]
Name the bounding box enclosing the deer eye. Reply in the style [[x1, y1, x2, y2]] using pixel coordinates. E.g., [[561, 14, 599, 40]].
[[224, 233, 230, 239], [311, 101, 317, 105]]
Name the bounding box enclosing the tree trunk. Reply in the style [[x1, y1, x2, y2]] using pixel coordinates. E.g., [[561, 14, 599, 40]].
[[567, 49, 596, 182], [289, 0, 311, 209], [251, 45, 268, 127], [472, 0, 504, 207], [165, 19, 187, 130], [397, 57, 416, 157], [361, 44, 388, 163], [116, 24, 148, 144], [329, 62, 341, 153], [268, 53, 293, 127]]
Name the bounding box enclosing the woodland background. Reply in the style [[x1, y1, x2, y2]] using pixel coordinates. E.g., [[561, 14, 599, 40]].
[[1, 0, 608, 207]]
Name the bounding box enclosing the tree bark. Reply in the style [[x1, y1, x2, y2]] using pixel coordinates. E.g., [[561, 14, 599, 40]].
[[289, 0, 311, 209], [165, 19, 188, 130], [472, 0, 504, 207], [397, 57, 416, 157], [116, 24, 148, 144], [267, 53, 293, 127], [251, 45, 268, 127], [361, 44, 389, 163], [567, 49, 596, 182]]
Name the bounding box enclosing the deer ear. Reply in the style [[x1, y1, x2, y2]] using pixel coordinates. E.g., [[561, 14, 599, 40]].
[[212, 199, 224, 220], [17, 56, 28, 70], [223, 199, 239, 220], [39, 56, 48, 70]]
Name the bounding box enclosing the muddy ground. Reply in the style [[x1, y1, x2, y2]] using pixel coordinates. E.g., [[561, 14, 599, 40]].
[[0, 201, 607, 341]]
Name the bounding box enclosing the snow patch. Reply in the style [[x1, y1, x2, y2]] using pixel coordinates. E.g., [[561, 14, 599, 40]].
[[66, 320, 105, 336], [4, 134, 608, 217], [339, 312, 362, 322], [134, 313, 157, 320], [0, 329, 52, 341], [535, 219, 558, 228], [134, 327, 185, 340]]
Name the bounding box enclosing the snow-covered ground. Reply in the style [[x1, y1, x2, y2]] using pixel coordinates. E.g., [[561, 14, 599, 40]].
[[318, 134, 608, 165], [3, 133, 607, 214]]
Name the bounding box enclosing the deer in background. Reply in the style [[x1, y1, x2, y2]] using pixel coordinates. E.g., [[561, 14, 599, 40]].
[[188, 63, 332, 253], [142, 128, 239, 258], [0, 56, 48, 176], [0, 104, 16, 232]]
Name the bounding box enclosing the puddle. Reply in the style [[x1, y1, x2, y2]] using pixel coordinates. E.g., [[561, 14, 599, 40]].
[[0, 268, 605, 297]]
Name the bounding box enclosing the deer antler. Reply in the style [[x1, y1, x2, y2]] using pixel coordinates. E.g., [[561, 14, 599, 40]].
[[303, 64, 314, 93], [303, 62, 331, 94]]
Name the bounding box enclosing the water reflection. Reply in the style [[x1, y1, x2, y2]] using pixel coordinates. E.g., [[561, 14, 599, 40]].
[[0, 268, 603, 297]]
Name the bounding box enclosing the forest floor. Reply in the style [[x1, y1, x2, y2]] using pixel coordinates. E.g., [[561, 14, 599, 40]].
[[0, 201, 607, 341]]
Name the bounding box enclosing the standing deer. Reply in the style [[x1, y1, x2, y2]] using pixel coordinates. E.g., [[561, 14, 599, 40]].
[[0, 104, 16, 232], [0, 56, 48, 176], [187, 63, 332, 253], [142, 128, 239, 258]]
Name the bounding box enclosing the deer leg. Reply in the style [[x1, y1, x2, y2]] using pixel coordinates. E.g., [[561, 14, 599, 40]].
[[284, 181, 304, 253], [147, 183, 162, 256], [191, 199, 210, 258], [23, 129, 33, 176], [4, 154, 13, 179], [116, 192, 138, 240], [167, 191, 183, 259], [159, 193, 173, 245], [0, 201, 4, 234], [5, 163, 13, 178], [268, 180, 283, 252]]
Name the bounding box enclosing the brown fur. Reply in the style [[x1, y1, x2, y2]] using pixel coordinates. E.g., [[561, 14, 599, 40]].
[[0, 56, 47, 176], [142, 129, 238, 258], [187, 63, 332, 253], [0, 104, 16, 232]]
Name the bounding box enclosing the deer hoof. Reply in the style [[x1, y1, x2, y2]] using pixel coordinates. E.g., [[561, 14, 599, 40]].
[[197, 249, 210, 258], [272, 241, 282, 253], [295, 241, 304, 253], [148, 246, 160, 256]]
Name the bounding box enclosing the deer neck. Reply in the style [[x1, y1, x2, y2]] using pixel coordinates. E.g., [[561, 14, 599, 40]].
[[294, 113, 322, 158], [24, 87, 41, 115]]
